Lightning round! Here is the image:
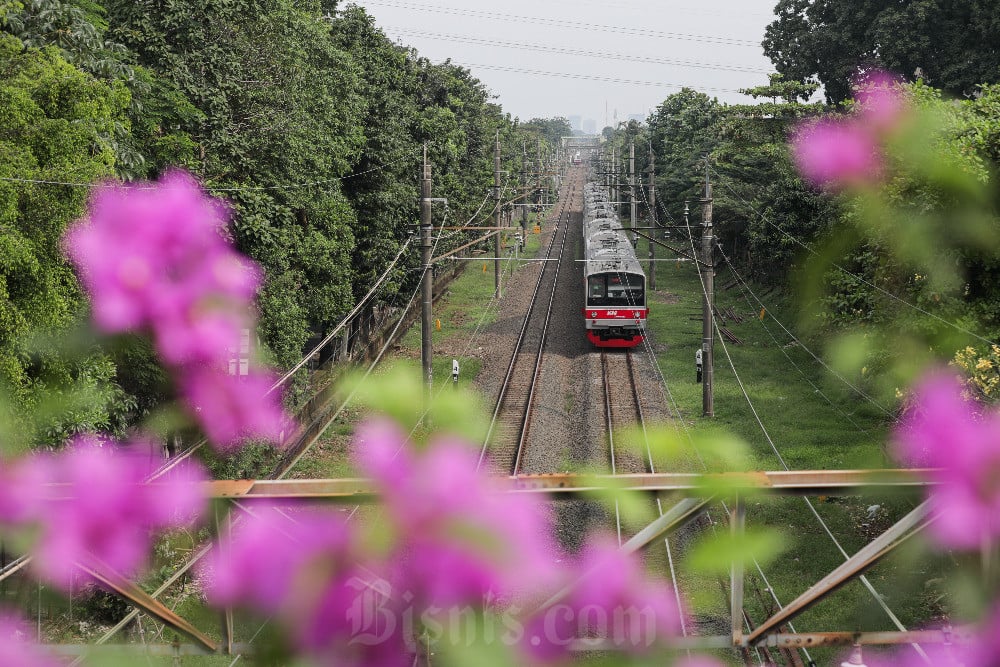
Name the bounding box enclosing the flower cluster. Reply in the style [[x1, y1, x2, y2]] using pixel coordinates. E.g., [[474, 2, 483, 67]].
[[893, 371, 1000, 549], [952, 345, 1000, 403], [200, 421, 690, 664], [64, 171, 291, 451], [791, 71, 907, 190], [0, 437, 206, 590], [0, 614, 62, 667]]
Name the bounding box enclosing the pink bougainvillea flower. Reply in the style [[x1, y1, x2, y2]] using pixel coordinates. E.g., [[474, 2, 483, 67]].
[[675, 658, 727, 667], [181, 367, 292, 450], [19, 437, 205, 590], [893, 371, 1000, 548], [791, 119, 883, 189], [202, 504, 410, 666], [149, 250, 261, 366], [523, 534, 684, 661], [354, 424, 562, 607], [65, 170, 261, 365], [854, 70, 907, 133], [203, 504, 354, 613], [0, 613, 62, 667]]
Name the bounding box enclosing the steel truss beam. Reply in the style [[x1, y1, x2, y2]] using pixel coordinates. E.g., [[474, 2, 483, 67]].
[[203, 469, 934, 501], [78, 562, 217, 653], [27, 470, 937, 659], [744, 500, 935, 646]]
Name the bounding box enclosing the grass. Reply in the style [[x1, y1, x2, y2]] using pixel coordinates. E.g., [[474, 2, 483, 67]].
[[63, 211, 938, 664], [635, 234, 939, 662], [397, 221, 545, 384]]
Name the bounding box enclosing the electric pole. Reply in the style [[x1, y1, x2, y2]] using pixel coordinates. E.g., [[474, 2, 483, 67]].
[[521, 141, 528, 236], [701, 162, 715, 417], [648, 142, 656, 291], [610, 147, 617, 214], [494, 131, 502, 298], [420, 144, 433, 399], [629, 141, 637, 232], [536, 139, 543, 211]]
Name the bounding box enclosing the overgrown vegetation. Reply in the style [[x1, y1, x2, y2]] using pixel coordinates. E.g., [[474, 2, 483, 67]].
[[606, 76, 1000, 407], [0, 0, 561, 447]]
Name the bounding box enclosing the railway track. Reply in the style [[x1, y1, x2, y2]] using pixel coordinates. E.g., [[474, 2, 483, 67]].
[[478, 178, 579, 476], [600, 348, 697, 647]]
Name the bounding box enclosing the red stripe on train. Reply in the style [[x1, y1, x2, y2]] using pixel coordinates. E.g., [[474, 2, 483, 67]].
[[581, 308, 647, 320]]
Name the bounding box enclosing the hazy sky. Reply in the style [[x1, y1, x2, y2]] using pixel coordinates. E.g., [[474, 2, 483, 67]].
[[350, 0, 780, 128]]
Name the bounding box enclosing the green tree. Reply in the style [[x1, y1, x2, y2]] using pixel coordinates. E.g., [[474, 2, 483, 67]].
[[763, 0, 1000, 103], [0, 33, 136, 444]]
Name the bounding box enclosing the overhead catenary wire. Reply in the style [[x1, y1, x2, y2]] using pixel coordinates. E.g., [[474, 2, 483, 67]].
[[713, 243, 891, 423], [709, 164, 997, 350], [268, 237, 414, 393], [681, 212, 928, 664], [385, 27, 771, 74], [452, 62, 746, 95], [359, 0, 761, 47]]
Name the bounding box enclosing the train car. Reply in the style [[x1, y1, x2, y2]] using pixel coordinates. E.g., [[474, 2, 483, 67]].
[[582, 183, 648, 347]]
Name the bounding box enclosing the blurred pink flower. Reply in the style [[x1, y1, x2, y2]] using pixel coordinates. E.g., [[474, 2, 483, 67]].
[[893, 371, 1000, 548], [65, 171, 259, 360], [523, 536, 684, 660], [854, 70, 907, 133], [202, 504, 409, 666], [181, 368, 292, 450], [203, 504, 354, 612], [791, 119, 882, 189], [790, 69, 909, 189], [675, 657, 728, 667], [0, 613, 62, 667], [12, 437, 207, 590], [355, 424, 563, 606]]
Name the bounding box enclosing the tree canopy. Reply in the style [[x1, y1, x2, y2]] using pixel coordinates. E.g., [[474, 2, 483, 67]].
[[0, 0, 563, 447], [763, 0, 1000, 103]]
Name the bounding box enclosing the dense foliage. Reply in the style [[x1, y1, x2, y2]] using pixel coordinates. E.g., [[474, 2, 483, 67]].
[[0, 0, 560, 446], [606, 74, 1000, 399], [763, 0, 1000, 103]]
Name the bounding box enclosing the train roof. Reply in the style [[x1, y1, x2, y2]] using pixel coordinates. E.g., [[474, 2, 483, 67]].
[[583, 180, 645, 280], [583, 253, 644, 278]]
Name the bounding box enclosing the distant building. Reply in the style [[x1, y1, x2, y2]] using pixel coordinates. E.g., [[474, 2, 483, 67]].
[[582, 118, 597, 135], [568, 115, 583, 133], [627, 114, 645, 123]]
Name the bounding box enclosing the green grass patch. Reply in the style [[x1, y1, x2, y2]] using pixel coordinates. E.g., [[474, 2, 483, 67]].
[[635, 234, 937, 660]]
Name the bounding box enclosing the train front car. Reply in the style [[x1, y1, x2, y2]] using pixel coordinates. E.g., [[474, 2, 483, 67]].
[[583, 246, 648, 348]]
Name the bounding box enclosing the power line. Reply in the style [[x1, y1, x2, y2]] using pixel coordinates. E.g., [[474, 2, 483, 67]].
[[453, 62, 746, 94], [359, 0, 762, 47], [713, 244, 892, 420], [709, 165, 997, 349], [385, 27, 771, 74], [680, 217, 926, 661], [0, 149, 421, 193]]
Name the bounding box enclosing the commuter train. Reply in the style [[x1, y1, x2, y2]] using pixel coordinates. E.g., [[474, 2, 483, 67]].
[[582, 182, 647, 347]]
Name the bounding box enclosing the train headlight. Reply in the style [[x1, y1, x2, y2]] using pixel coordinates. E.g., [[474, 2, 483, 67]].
[[591, 311, 597, 318]]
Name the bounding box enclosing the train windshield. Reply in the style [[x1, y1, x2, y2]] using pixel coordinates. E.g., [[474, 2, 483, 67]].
[[588, 273, 645, 307]]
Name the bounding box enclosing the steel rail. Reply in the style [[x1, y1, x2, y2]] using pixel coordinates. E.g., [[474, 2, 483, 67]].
[[477, 196, 571, 474], [477, 214, 560, 469], [513, 210, 569, 476], [601, 350, 624, 546]]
